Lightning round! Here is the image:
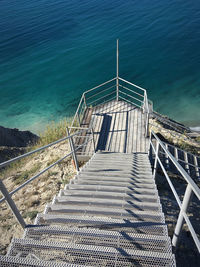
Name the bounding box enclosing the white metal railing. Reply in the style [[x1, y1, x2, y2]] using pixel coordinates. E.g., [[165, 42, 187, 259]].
[[158, 141, 200, 181], [0, 127, 95, 228], [149, 130, 200, 253], [71, 76, 150, 137]]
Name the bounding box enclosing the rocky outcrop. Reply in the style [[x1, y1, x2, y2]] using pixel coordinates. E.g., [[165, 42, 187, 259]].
[[0, 126, 39, 163], [0, 126, 39, 147]]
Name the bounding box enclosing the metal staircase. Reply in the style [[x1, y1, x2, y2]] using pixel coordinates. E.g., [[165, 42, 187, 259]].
[[1, 151, 176, 266]]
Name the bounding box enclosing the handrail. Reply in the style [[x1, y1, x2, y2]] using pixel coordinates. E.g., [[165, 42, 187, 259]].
[[71, 76, 150, 138], [151, 131, 200, 200], [87, 91, 116, 106], [118, 84, 144, 98], [84, 77, 116, 94], [0, 132, 80, 169], [0, 127, 94, 228], [118, 77, 146, 92], [71, 94, 85, 127], [86, 85, 116, 101], [118, 90, 144, 104], [159, 150, 200, 171], [149, 130, 200, 252]]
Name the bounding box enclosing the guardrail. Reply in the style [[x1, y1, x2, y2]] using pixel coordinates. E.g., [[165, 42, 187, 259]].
[[71, 76, 150, 137], [159, 141, 200, 181], [149, 130, 200, 253], [0, 127, 95, 228]]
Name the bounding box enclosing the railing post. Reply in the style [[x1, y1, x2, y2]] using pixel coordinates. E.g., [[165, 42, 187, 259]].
[[66, 127, 79, 172], [116, 39, 119, 101], [194, 155, 200, 180], [143, 92, 146, 114], [172, 184, 193, 248], [0, 179, 26, 229], [165, 144, 170, 170], [91, 128, 96, 152], [145, 112, 149, 138], [77, 113, 81, 127], [148, 131, 152, 157], [184, 151, 190, 175], [83, 93, 87, 108], [116, 78, 119, 101], [153, 140, 159, 179]]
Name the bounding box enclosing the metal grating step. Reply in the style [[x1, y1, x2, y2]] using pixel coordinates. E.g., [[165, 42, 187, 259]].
[[59, 189, 159, 203], [0, 255, 86, 267], [80, 170, 153, 177], [53, 196, 162, 212], [44, 203, 164, 221], [83, 163, 152, 171], [77, 174, 154, 183], [89, 160, 151, 167], [65, 184, 158, 195], [35, 214, 168, 236], [8, 238, 176, 267], [24, 226, 172, 253], [72, 179, 156, 189]]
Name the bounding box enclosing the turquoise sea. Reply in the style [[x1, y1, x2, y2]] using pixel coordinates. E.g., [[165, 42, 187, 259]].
[[0, 0, 200, 133]]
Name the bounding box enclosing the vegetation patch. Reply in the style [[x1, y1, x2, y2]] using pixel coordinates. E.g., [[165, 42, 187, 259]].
[[14, 163, 42, 185], [23, 210, 38, 220]]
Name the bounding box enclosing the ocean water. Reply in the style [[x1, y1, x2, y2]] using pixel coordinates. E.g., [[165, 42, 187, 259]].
[[0, 0, 200, 134]]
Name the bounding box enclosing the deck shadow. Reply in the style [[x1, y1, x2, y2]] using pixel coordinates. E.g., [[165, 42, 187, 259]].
[[96, 114, 112, 151]]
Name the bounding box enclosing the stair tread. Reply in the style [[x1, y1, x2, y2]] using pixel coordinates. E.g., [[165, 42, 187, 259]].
[[66, 184, 158, 194], [0, 255, 85, 267], [35, 213, 168, 236], [8, 238, 175, 267], [60, 189, 158, 201], [53, 196, 161, 210], [45, 203, 164, 221]]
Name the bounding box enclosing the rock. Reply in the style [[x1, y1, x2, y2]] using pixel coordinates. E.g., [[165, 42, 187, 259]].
[[0, 126, 39, 147], [0, 146, 26, 163], [0, 125, 40, 163]]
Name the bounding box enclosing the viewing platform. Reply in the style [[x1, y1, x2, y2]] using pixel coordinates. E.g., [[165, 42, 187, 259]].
[[81, 100, 149, 156]]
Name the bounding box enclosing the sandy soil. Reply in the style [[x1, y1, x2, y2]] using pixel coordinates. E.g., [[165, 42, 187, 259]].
[[0, 141, 76, 255]]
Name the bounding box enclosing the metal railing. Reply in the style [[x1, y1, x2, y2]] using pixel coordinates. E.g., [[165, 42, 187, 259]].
[[158, 141, 200, 181], [149, 130, 200, 252], [71, 76, 150, 137], [0, 127, 95, 228]]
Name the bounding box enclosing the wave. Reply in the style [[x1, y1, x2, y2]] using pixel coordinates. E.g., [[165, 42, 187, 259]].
[[190, 127, 200, 132]]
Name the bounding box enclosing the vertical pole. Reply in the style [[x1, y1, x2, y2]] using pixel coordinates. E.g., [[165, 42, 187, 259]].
[[165, 144, 170, 170], [174, 147, 178, 161], [77, 113, 81, 127], [143, 92, 146, 113], [116, 39, 119, 101], [148, 131, 152, 157], [91, 128, 96, 152], [0, 179, 26, 228], [66, 127, 79, 172], [184, 151, 190, 175], [194, 155, 200, 180], [83, 93, 87, 109], [153, 140, 159, 179], [145, 112, 149, 138], [172, 184, 193, 248]]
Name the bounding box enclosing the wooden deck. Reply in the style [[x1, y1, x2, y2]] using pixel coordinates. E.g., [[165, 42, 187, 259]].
[[79, 100, 149, 156]]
